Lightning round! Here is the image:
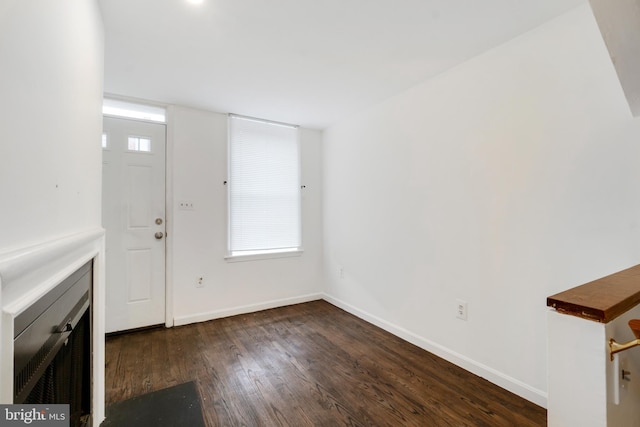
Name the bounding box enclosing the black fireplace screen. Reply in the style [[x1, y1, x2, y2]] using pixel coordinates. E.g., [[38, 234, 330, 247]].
[[13, 261, 92, 427], [23, 309, 90, 426]]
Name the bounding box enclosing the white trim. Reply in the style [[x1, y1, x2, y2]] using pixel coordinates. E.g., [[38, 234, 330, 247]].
[[228, 113, 298, 129], [0, 229, 104, 315], [322, 293, 548, 408], [173, 293, 322, 326], [224, 249, 304, 263], [102, 114, 166, 126], [103, 93, 168, 109], [164, 106, 175, 328]]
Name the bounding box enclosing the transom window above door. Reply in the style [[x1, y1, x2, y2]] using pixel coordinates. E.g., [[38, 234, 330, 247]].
[[103, 98, 166, 123]]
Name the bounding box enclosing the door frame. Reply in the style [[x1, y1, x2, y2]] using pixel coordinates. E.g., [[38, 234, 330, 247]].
[[164, 106, 175, 328]]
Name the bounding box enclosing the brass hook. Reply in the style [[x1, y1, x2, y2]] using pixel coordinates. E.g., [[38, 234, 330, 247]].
[[610, 319, 640, 361]]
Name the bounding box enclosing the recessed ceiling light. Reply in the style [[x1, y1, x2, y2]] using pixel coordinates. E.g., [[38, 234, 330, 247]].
[[186, 0, 204, 4]]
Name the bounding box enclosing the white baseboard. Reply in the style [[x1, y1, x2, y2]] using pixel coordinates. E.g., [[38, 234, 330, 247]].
[[173, 293, 323, 326], [322, 293, 548, 408]]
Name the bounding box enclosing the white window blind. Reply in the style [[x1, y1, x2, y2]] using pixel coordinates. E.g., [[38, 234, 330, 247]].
[[228, 115, 301, 255]]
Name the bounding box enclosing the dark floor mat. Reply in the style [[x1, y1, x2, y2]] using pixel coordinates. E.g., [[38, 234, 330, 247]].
[[101, 381, 205, 427]]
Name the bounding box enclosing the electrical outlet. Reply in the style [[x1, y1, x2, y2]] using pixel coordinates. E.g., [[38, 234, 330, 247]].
[[456, 299, 468, 321], [338, 267, 344, 279], [178, 201, 195, 210], [196, 277, 204, 288]]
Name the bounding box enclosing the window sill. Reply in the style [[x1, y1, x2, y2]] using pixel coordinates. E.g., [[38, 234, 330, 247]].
[[224, 249, 304, 263]]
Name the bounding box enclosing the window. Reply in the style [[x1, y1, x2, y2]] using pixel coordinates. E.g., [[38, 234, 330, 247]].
[[227, 115, 301, 258], [127, 136, 151, 152], [102, 98, 166, 123]]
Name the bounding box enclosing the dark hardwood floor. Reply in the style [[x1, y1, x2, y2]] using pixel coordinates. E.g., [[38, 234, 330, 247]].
[[105, 300, 546, 426]]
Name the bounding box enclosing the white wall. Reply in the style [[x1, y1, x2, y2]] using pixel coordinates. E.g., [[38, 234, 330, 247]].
[[323, 3, 640, 406], [0, 0, 105, 421], [168, 106, 323, 325], [0, 0, 104, 252]]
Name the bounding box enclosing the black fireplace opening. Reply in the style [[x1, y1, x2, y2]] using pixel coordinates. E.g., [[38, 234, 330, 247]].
[[13, 261, 93, 427]]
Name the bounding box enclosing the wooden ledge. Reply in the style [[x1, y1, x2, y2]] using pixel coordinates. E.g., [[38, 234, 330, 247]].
[[547, 264, 640, 323]]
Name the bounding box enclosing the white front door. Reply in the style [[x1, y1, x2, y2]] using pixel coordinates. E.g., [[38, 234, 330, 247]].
[[102, 116, 166, 333]]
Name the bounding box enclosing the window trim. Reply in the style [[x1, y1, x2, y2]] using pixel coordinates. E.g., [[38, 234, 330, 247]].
[[224, 248, 304, 263]]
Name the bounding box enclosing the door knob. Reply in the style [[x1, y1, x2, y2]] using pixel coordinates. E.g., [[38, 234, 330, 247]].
[[155, 232, 164, 239], [155, 218, 163, 225]]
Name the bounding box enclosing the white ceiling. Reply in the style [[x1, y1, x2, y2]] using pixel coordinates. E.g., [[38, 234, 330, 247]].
[[99, 0, 584, 129]]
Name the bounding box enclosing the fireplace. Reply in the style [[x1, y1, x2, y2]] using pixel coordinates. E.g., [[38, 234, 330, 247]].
[[0, 229, 106, 425], [13, 261, 92, 427]]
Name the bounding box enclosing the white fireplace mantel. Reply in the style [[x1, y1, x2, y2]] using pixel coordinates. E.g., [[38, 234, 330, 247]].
[[0, 228, 106, 425]]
